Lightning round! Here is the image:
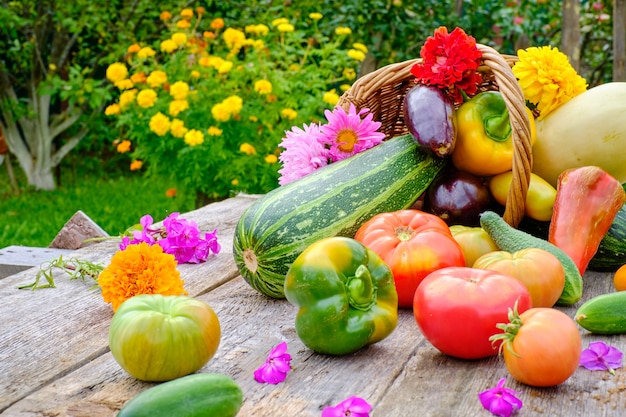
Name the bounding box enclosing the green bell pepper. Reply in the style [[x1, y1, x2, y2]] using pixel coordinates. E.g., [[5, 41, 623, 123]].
[[284, 236, 398, 355]]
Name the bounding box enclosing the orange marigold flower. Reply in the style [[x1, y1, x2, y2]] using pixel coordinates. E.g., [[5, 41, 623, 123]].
[[211, 18, 225, 30], [127, 43, 141, 54], [130, 160, 143, 171], [99, 242, 187, 312], [196, 6, 205, 15], [116, 139, 131, 153], [180, 8, 193, 19], [165, 188, 177, 197], [160, 11, 172, 21], [176, 19, 191, 29]]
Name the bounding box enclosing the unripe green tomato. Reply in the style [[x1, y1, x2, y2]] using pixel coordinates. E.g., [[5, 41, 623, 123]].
[[109, 294, 221, 382], [449, 225, 498, 267]]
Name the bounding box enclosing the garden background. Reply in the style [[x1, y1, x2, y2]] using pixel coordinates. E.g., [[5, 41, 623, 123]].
[[0, 0, 622, 248]]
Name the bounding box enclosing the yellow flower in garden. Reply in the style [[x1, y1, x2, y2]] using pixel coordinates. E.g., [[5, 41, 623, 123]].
[[249, 115, 258, 122], [116, 140, 131, 153], [137, 47, 156, 59], [323, 89, 340, 106], [171, 32, 187, 46], [207, 126, 223, 136], [340, 84, 351, 92], [99, 242, 186, 312], [170, 81, 189, 100], [49, 63, 57, 71], [170, 118, 188, 138], [309, 12, 323, 21], [265, 154, 278, 164], [253, 39, 265, 50], [130, 72, 146, 84], [223, 28, 246, 51], [248, 24, 269, 36], [211, 103, 230, 122], [335, 26, 352, 36], [136, 89, 158, 108], [513, 45, 588, 120], [119, 89, 138, 109], [289, 63, 300, 71], [130, 160, 143, 171], [180, 8, 193, 18], [272, 18, 289, 27], [114, 79, 134, 90], [176, 20, 191, 29], [281, 108, 297, 120], [190, 70, 200, 79], [217, 61, 233, 74], [277, 23, 295, 33], [169, 99, 189, 117], [105, 103, 121, 116], [343, 68, 356, 80], [223, 95, 243, 115], [160, 11, 172, 21], [231, 179, 239, 186], [184, 129, 204, 146], [127, 43, 141, 54], [106, 62, 128, 83], [160, 39, 178, 53], [240, 143, 257, 155], [146, 70, 167, 88], [211, 18, 225, 30], [348, 49, 366, 61], [353, 43, 368, 53], [254, 79, 272, 95], [149, 112, 171, 136]]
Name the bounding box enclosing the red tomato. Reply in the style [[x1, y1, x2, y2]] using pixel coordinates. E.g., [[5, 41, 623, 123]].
[[497, 307, 581, 387], [355, 210, 466, 308], [473, 248, 565, 308], [413, 266, 532, 359]]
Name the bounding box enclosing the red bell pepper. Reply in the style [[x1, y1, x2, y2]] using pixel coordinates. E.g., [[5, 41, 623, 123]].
[[548, 166, 626, 275]]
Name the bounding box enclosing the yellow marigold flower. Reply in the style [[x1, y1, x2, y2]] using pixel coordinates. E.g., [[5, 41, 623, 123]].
[[160, 39, 178, 53], [119, 89, 138, 110], [149, 112, 171, 136], [171, 32, 187, 46], [223, 95, 243, 114], [272, 17, 289, 27], [254, 79, 273, 95], [170, 118, 188, 138], [352, 42, 368, 53], [309, 12, 323, 21], [513, 45, 588, 120], [106, 62, 128, 83], [168, 99, 189, 117], [253, 39, 265, 50], [218, 60, 233, 74], [277, 23, 295, 33], [199, 56, 211, 67], [223, 28, 246, 51], [280, 108, 297, 120], [127, 43, 141, 54], [190, 70, 200, 79], [116, 139, 131, 153], [105, 103, 121, 116], [130, 159, 143, 171], [146, 70, 167, 88], [184, 129, 204, 146], [249, 115, 258, 122], [99, 242, 186, 312], [169, 81, 189, 100], [265, 154, 278, 164], [323, 89, 340, 106], [115, 78, 134, 90], [176, 20, 191, 29], [343, 67, 357, 81], [180, 8, 193, 18], [211, 18, 225, 30], [137, 47, 156, 59], [207, 126, 223, 136], [335, 26, 352, 36], [240, 142, 257, 155], [255, 24, 270, 36], [348, 49, 366, 61], [231, 179, 239, 186], [160, 11, 172, 21], [130, 72, 146, 84], [136, 88, 158, 108], [211, 103, 230, 122], [340, 83, 351, 92]]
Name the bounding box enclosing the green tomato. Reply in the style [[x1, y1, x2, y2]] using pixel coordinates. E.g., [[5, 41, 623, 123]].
[[109, 294, 221, 382]]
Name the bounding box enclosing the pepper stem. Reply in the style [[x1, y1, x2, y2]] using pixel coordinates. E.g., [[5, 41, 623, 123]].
[[346, 264, 377, 311], [484, 112, 511, 143]]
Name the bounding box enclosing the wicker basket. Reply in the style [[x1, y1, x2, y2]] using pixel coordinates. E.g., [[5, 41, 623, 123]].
[[338, 43, 533, 228]]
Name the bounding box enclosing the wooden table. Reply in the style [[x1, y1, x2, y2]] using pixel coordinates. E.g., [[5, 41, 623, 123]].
[[1, 194, 625, 416]]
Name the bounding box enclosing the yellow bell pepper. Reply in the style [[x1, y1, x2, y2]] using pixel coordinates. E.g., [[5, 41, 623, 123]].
[[451, 91, 536, 177]]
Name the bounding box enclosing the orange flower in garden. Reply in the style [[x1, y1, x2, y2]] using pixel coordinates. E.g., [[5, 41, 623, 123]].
[[130, 160, 143, 171], [196, 6, 205, 15], [99, 242, 187, 312], [127, 43, 141, 54], [160, 11, 172, 21], [165, 188, 177, 198], [177, 19, 191, 29], [130, 72, 146, 84], [180, 8, 193, 19], [211, 18, 225, 30], [116, 140, 131, 153]]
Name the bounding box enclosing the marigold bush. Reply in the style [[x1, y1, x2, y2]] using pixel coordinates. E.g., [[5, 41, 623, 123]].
[[104, 7, 361, 201]]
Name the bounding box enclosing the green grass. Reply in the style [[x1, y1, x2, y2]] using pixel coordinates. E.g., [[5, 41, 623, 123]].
[[0, 160, 196, 248]]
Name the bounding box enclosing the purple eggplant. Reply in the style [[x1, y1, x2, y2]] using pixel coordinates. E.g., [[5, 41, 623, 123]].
[[403, 84, 456, 158]]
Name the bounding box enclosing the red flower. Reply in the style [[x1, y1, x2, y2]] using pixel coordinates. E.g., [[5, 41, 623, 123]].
[[411, 27, 483, 104]]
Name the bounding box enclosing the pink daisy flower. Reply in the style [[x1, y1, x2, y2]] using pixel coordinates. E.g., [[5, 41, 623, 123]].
[[277, 122, 329, 185], [320, 104, 385, 162]]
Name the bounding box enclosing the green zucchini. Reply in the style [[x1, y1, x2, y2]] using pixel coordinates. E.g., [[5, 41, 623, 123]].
[[479, 210, 583, 305], [575, 291, 626, 334], [588, 204, 626, 272], [233, 134, 446, 298], [117, 373, 243, 417]]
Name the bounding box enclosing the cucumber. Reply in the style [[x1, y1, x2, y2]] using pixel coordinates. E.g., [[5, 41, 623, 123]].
[[479, 210, 583, 305], [117, 373, 243, 417], [588, 204, 626, 272], [233, 134, 446, 298], [575, 291, 626, 334]]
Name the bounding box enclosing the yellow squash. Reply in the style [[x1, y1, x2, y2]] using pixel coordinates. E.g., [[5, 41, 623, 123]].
[[532, 82, 626, 187]]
